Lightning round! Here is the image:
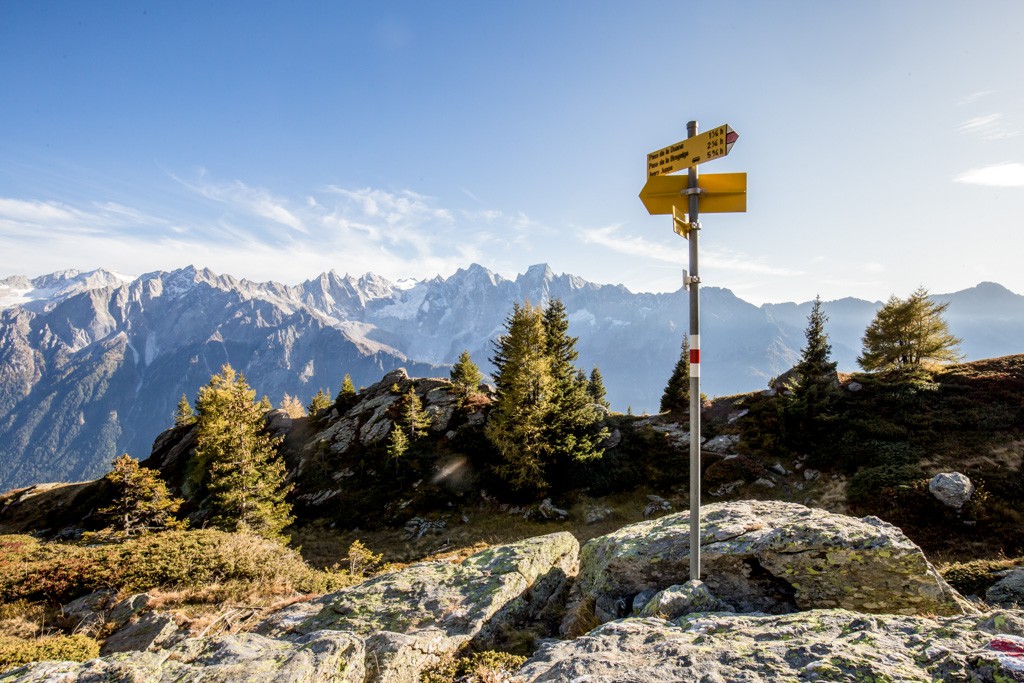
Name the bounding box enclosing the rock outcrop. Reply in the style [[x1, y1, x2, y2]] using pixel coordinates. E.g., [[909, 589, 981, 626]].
[[6, 502, 1019, 682], [563, 500, 967, 635], [2, 532, 578, 683], [516, 609, 1024, 682]]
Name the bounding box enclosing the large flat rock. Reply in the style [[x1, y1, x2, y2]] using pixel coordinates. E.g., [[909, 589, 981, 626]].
[[563, 500, 967, 634]]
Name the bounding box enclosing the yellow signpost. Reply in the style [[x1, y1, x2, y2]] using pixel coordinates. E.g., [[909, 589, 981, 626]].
[[638, 120, 746, 584], [646, 124, 739, 177], [638, 172, 747, 217]]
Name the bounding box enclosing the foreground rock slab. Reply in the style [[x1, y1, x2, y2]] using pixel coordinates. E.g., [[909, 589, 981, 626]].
[[0, 630, 366, 683], [519, 609, 1024, 682], [3, 532, 578, 683], [564, 500, 967, 634]]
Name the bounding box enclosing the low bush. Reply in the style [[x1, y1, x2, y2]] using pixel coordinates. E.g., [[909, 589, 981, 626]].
[[0, 633, 99, 674], [0, 530, 354, 605], [846, 463, 925, 509], [420, 650, 527, 683], [942, 557, 1022, 598]]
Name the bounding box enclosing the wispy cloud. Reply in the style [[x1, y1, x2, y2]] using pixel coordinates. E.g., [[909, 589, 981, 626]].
[[174, 175, 309, 234], [956, 113, 1019, 141], [1, 171, 556, 286], [582, 225, 686, 263], [958, 90, 994, 106], [581, 224, 801, 277], [954, 162, 1024, 187], [0, 198, 169, 238]]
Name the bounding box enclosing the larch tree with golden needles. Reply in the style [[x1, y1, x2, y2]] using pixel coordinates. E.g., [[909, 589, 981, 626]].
[[859, 287, 962, 376]]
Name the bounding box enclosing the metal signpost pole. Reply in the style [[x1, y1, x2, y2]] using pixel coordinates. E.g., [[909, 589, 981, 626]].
[[639, 119, 743, 582], [685, 120, 701, 582]]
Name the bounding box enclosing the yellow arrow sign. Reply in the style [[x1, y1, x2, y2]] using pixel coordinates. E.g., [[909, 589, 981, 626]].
[[647, 125, 738, 177], [639, 172, 747, 215], [672, 205, 692, 239]]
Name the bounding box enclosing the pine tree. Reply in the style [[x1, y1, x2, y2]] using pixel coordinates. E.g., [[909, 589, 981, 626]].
[[280, 393, 306, 418], [785, 296, 840, 456], [450, 350, 483, 396], [486, 302, 555, 492], [307, 388, 332, 415], [660, 336, 690, 413], [174, 394, 196, 428], [98, 454, 184, 536], [859, 287, 963, 375], [193, 365, 294, 539], [588, 367, 610, 409], [336, 373, 358, 411], [541, 299, 607, 469]]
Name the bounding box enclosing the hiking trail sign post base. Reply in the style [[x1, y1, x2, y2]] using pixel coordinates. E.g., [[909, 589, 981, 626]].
[[639, 121, 746, 582]]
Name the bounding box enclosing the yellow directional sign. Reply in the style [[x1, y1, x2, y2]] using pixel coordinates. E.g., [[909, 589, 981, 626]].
[[672, 205, 692, 239], [647, 124, 738, 177], [639, 172, 747, 215]]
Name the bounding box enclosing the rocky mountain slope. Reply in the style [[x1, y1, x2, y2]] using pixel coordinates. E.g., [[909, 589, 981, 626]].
[[2, 264, 1023, 491]]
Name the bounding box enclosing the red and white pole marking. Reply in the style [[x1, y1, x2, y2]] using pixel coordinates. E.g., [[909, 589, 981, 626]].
[[689, 334, 700, 377]]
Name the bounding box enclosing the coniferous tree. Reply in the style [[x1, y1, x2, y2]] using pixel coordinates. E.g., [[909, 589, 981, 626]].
[[660, 336, 690, 413], [174, 394, 196, 428], [785, 296, 840, 456], [486, 302, 555, 492], [193, 365, 294, 539], [541, 299, 607, 469], [450, 350, 483, 396], [397, 386, 431, 440], [859, 287, 962, 375], [98, 454, 185, 536], [336, 373, 358, 411], [588, 367, 610, 408], [387, 426, 409, 466], [280, 393, 306, 418], [307, 388, 332, 415]]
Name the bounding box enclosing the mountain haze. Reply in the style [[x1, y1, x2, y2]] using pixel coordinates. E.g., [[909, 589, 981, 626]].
[[1, 265, 1022, 490]]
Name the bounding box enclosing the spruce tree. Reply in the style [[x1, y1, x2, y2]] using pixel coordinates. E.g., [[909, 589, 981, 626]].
[[336, 373, 358, 411], [307, 388, 332, 415], [588, 367, 610, 408], [486, 302, 555, 492], [174, 394, 196, 428], [859, 287, 962, 375], [450, 350, 483, 396], [786, 296, 840, 456], [98, 454, 184, 536], [660, 336, 690, 413], [541, 299, 607, 469], [193, 365, 294, 539]]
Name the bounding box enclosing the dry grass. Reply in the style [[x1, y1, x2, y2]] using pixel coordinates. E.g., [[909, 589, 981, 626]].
[[292, 489, 659, 569]]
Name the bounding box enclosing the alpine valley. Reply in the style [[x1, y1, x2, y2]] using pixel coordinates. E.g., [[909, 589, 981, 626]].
[[1, 264, 1022, 491]]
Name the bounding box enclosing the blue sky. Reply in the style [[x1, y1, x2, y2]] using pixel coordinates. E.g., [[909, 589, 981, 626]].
[[2, 1, 1023, 304]]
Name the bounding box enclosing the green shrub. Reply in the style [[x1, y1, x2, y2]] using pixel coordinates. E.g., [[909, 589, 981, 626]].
[[703, 455, 768, 488], [0, 530, 353, 604], [420, 650, 527, 683], [941, 558, 1021, 597], [0, 633, 100, 674], [846, 463, 925, 509]]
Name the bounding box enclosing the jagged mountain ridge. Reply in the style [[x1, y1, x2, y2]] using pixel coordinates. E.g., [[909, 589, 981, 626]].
[[2, 264, 1023, 490]]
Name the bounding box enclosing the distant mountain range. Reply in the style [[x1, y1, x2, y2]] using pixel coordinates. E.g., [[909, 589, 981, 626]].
[[1, 264, 1022, 490]]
